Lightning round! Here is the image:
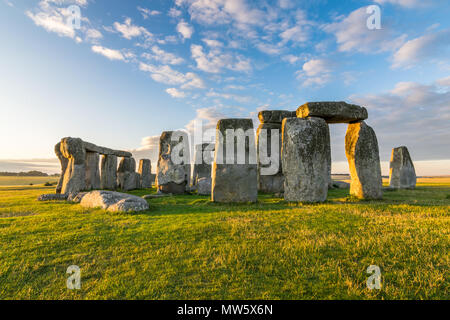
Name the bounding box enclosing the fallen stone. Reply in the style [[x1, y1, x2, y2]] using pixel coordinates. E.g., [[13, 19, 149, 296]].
[[156, 131, 190, 194], [212, 118, 257, 203], [330, 180, 350, 189], [282, 117, 330, 202], [37, 193, 68, 201], [80, 190, 149, 213], [389, 146, 417, 189], [297, 102, 368, 124], [345, 121, 383, 199], [138, 159, 152, 189], [68, 192, 87, 203]]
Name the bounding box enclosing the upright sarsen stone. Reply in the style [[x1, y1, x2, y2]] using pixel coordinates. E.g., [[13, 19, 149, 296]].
[[389, 146, 416, 189], [138, 159, 152, 188], [281, 117, 330, 202], [345, 121, 383, 199], [192, 143, 214, 195], [54, 142, 68, 194], [60, 137, 86, 195], [212, 119, 257, 203], [100, 154, 117, 190], [85, 152, 100, 190], [156, 131, 191, 194], [117, 157, 139, 191]]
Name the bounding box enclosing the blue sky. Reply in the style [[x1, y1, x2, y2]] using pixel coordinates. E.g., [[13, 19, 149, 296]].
[[0, 0, 449, 175]]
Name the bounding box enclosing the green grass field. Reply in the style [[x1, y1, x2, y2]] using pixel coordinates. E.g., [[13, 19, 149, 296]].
[[0, 179, 448, 300]]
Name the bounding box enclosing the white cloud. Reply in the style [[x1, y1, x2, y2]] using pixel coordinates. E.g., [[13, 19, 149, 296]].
[[142, 46, 184, 65], [113, 18, 152, 39], [323, 7, 406, 54], [91, 45, 125, 61], [191, 44, 251, 73], [85, 28, 102, 41], [176, 20, 194, 39], [202, 38, 223, 48], [297, 59, 333, 86], [436, 76, 450, 87], [282, 54, 302, 64], [166, 88, 187, 98], [139, 63, 205, 88], [392, 29, 450, 68], [26, 4, 78, 39], [168, 7, 182, 18], [138, 7, 161, 19], [373, 0, 433, 8]]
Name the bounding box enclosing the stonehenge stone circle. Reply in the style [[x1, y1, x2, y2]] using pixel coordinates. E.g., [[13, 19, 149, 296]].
[[100, 155, 117, 190], [138, 159, 152, 189], [212, 119, 257, 203], [282, 117, 330, 202], [156, 131, 191, 194], [257, 110, 294, 193], [55, 137, 139, 195], [297, 101, 368, 124], [345, 121, 383, 199], [389, 146, 417, 189], [85, 152, 101, 190], [192, 143, 214, 195]]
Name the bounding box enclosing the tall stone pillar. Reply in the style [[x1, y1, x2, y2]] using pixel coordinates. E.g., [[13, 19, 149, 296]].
[[60, 137, 86, 195], [345, 121, 383, 199], [389, 146, 416, 189], [257, 110, 295, 194], [156, 131, 191, 194], [192, 143, 214, 195], [138, 159, 152, 189], [118, 157, 140, 191], [100, 154, 117, 190], [282, 117, 330, 202], [85, 152, 100, 190], [54, 142, 68, 194], [212, 119, 257, 203]]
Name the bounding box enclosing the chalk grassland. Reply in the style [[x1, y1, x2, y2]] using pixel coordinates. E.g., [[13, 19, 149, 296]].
[[0, 176, 59, 186], [0, 179, 448, 300]]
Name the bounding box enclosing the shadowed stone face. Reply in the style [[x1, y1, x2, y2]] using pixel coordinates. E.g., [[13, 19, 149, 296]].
[[389, 146, 416, 189], [85, 152, 101, 190], [192, 143, 214, 195], [212, 118, 257, 203], [60, 137, 86, 195], [297, 102, 368, 124], [139, 159, 152, 189], [100, 154, 117, 190], [117, 157, 140, 191], [345, 121, 383, 199], [281, 117, 330, 203], [54, 142, 68, 194]]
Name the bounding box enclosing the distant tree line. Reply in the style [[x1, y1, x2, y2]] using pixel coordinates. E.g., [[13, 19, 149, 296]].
[[0, 171, 59, 177]]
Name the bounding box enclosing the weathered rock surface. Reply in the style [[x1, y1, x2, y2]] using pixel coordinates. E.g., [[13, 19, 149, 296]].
[[68, 192, 87, 203], [197, 177, 212, 195], [117, 157, 140, 191], [212, 119, 257, 203], [192, 143, 214, 185], [60, 137, 86, 195], [80, 190, 149, 213], [389, 146, 417, 189], [329, 180, 350, 189], [37, 193, 68, 201], [345, 121, 383, 199], [100, 155, 117, 190], [85, 152, 101, 190], [156, 131, 190, 194], [282, 117, 330, 202], [297, 102, 368, 124], [83, 141, 132, 158], [138, 159, 152, 188], [258, 110, 296, 124], [54, 142, 68, 194]]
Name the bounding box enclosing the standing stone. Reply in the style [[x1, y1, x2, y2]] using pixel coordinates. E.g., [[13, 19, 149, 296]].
[[54, 142, 68, 194], [389, 146, 417, 189], [297, 101, 368, 124], [345, 121, 383, 199], [60, 137, 86, 195], [85, 152, 101, 190], [138, 159, 152, 188], [212, 119, 257, 203], [282, 117, 330, 202], [192, 143, 214, 195], [156, 131, 191, 194], [117, 157, 139, 191], [257, 110, 296, 194], [100, 155, 117, 190]]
